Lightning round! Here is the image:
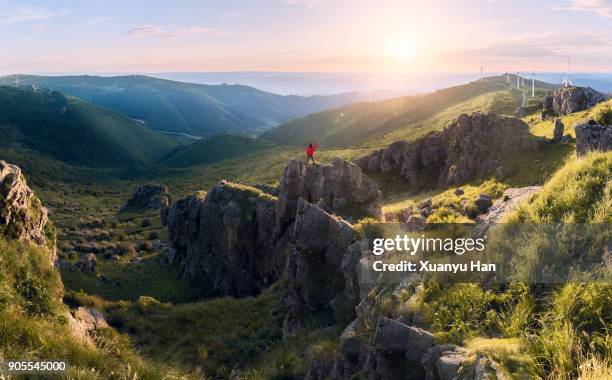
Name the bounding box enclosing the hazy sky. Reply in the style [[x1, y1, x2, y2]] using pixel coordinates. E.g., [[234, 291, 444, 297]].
[[1, 0, 611, 74]]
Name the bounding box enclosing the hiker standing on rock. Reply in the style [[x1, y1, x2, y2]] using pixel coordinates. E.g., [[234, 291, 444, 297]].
[[306, 143, 319, 165]]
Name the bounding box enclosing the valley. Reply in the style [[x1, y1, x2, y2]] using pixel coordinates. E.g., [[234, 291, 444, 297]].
[[0, 72, 610, 379]]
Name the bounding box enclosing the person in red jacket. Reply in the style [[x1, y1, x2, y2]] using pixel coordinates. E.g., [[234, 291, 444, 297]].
[[306, 143, 319, 165]]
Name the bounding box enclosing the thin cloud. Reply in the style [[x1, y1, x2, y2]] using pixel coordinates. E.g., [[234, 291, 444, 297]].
[[126, 25, 233, 38], [283, 0, 328, 9], [0, 6, 68, 24], [551, 0, 612, 18]]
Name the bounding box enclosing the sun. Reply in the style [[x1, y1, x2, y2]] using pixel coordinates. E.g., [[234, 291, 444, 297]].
[[385, 38, 417, 62]]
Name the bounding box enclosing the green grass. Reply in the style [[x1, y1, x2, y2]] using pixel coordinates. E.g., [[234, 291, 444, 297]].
[[163, 134, 278, 167], [73, 282, 288, 379], [0, 238, 187, 379]]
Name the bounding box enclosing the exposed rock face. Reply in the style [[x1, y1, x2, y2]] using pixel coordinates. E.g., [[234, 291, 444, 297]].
[[553, 119, 564, 141], [165, 183, 281, 297], [474, 186, 541, 237], [575, 122, 612, 156], [276, 158, 382, 231], [422, 344, 468, 380], [552, 86, 607, 116], [357, 113, 540, 188], [0, 161, 51, 253], [122, 184, 170, 211], [284, 198, 357, 333]]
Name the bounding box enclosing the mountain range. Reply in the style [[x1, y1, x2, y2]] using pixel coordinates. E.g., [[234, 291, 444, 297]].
[[0, 75, 375, 137]]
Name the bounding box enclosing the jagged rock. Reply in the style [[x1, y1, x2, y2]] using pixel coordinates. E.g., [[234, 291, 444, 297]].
[[553, 119, 564, 141], [422, 344, 468, 380], [285, 198, 356, 323], [552, 86, 607, 116], [474, 194, 493, 214], [276, 158, 382, 231], [73, 307, 108, 333], [165, 183, 282, 297], [0, 161, 51, 251], [358, 113, 540, 188], [122, 184, 170, 211], [575, 123, 612, 156], [75, 253, 97, 272], [371, 316, 435, 379]]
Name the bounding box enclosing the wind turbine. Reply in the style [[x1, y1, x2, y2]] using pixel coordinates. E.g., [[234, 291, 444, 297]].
[[516, 72, 520, 89], [562, 56, 573, 88], [532, 71, 535, 97], [480, 67, 483, 82]]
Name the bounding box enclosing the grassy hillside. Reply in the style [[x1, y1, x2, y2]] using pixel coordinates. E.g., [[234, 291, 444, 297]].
[[0, 86, 176, 168], [163, 134, 278, 167], [0, 75, 371, 136], [260, 77, 521, 148]]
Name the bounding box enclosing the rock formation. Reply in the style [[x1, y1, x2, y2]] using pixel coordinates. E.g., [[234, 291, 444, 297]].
[[276, 158, 382, 232], [552, 86, 607, 116], [553, 119, 564, 141], [575, 122, 612, 156], [122, 184, 170, 211], [283, 199, 357, 334], [165, 183, 281, 297], [474, 186, 541, 237], [357, 113, 540, 188], [0, 160, 53, 257]]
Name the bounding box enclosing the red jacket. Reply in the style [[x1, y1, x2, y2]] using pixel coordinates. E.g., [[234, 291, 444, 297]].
[[306, 144, 318, 157]]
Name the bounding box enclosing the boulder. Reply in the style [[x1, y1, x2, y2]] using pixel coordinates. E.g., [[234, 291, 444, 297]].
[[276, 158, 382, 232], [474, 194, 493, 214], [575, 123, 612, 156], [72, 307, 108, 334], [357, 113, 541, 188], [553, 119, 564, 141], [422, 344, 468, 380], [372, 316, 435, 379], [454, 188, 464, 196], [0, 161, 51, 251], [122, 184, 170, 211], [165, 183, 282, 297], [75, 253, 97, 273], [552, 86, 607, 116]]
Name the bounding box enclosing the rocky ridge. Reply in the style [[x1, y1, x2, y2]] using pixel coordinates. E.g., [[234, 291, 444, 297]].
[[357, 113, 541, 188], [0, 160, 53, 258]]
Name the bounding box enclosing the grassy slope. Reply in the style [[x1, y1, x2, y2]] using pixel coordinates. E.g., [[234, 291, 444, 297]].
[[0, 86, 176, 168], [163, 134, 278, 167], [0, 75, 368, 136], [260, 79, 516, 148]]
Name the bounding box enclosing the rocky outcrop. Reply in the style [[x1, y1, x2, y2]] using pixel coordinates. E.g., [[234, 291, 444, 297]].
[[75, 253, 97, 273], [276, 158, 382, 231], [575, 122, 612, 156], [165, 183, 282, 297], [0, 161, 52, 255], [474, 186, 541, 237], [283, 198, 357, 334], [357, 113, 540, 188], [422, 344, 468, 380], [552, 86, 607, 116], [553, 119, 564, 141], [122, 184, 170, 211]]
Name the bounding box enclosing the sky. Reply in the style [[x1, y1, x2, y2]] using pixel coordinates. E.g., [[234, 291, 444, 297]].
[[1, 0, 612, 74]]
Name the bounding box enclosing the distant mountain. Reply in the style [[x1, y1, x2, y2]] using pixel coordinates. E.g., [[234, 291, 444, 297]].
[[0, 86, 176, 167], [163, 134, 277, 167], [0, 75, 376, 136], [260, 77, 526, 148]]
